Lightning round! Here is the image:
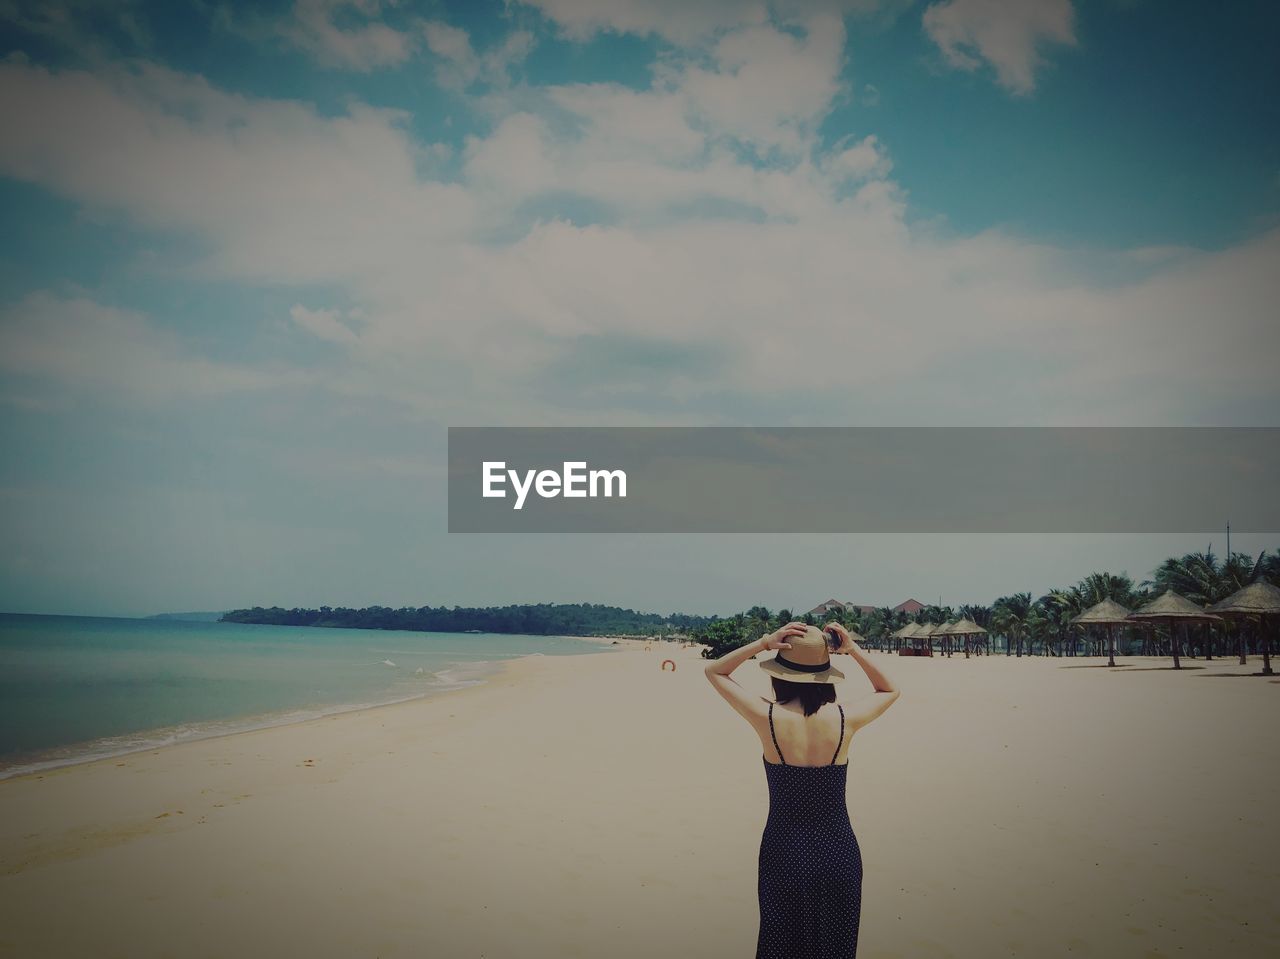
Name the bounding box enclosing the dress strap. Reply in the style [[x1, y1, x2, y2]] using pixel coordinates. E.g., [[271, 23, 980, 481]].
[[831, 704, 845, 765], [768, 702, 787, 765]]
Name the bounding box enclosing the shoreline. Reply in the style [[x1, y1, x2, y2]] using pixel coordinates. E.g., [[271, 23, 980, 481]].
[[0, 636, 647, 785]]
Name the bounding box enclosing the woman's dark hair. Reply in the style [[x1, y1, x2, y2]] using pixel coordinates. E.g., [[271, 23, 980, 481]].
[[770, 677, 836, 716]]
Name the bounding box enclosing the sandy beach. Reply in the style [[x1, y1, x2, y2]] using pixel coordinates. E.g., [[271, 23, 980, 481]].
[[1, 639, 1276, 959]]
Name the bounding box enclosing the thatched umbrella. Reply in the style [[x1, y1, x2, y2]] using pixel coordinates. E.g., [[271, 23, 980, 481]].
[[1128, 591, 1222, 670], [844, 625, 868, 648], [1070, 599, 1133, 668], [1209, 581, 1280, 676], [948, 617, 989, 658]]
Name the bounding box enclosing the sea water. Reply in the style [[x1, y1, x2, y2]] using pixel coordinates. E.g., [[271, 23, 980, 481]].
[[0, 613, 617, 778]]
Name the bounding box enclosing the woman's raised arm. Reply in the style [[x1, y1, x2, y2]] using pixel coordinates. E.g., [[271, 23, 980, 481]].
[[703, 622, 808, 723], [823, 622, 900, 729]]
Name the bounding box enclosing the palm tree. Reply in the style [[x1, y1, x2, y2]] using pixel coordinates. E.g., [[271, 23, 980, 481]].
[[1260, 551, 1280, 586], [859, 607, 890, 649], [1147, 550, 1230, 605], [1026, 605, 1053, 656], [1037, 589, 1081, 656], [1074, 571, 1137, 607], [991, 592, 1032, 656], [877, 606, 904, 651]]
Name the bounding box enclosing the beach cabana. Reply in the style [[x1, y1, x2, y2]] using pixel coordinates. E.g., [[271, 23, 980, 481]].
[[1208, 581, 1280, 676], [933, 621, 953, 657], [1069, 599, 1133, 668], [1128, 591, 1222, 670], [915, 622, 938, 657], [893, 621, 922, 656]]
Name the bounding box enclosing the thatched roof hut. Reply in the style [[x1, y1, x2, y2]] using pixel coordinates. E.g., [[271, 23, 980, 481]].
[[1130, 590, 1222, 622], [1208, 581, 1280, 615], [1069, 598, 1133, 626], [1208, 581, 1280, 675], [1129, 591, 1222, 670], [1070, 599, 1134, 667]]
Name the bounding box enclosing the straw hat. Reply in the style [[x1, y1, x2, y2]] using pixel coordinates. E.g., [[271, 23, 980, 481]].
[[759, 625, 846, 683]]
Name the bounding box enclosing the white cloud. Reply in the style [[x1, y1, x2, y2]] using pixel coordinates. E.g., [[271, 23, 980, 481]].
[[513, 4, 857, 155], [515, 0, 889, 45], [0, 292, 315, 401], [0, 35, 1276, 429], [0, 57, 474, 288], [290, 304, 360, 346], [670, 13, 848, 154], [461, 13, 856, 207], [423, 20, 534, 90], [820, 133, 890, 182], [515, 0, 771, 45], [460, 103, 852, 225], [923, 0, 1076, 95], [547, 84, 705, 164], [278, 0, 416, 71]]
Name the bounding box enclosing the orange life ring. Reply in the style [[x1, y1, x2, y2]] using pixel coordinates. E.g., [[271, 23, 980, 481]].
[[661, 659, 676, 671]]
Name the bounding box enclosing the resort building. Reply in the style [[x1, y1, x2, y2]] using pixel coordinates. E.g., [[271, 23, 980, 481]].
[[804, 598, 927, 618]]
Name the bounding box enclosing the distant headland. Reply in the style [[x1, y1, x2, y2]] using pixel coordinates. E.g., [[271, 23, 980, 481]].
[[147, 611, 228, 623], [217, 603, 710, 637]]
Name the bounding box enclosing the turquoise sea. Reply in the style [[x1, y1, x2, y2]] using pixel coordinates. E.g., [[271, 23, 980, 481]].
[[0, 612, 616, 779]]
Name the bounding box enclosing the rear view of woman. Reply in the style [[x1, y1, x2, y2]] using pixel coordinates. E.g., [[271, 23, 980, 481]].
[[704, 621, 900, 958]]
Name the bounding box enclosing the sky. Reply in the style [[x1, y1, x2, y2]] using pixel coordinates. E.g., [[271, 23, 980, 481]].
[[0, 0, 1277, 618]]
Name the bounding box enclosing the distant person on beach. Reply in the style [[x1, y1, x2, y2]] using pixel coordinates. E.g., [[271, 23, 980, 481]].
[[704, 621, 900, 958]]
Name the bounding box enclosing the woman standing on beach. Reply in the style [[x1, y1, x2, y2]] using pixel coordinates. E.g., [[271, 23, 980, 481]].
[[704, 621, 900, 958]]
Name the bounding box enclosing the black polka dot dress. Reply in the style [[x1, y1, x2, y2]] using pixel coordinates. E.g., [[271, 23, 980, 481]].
[[757, 702, 863, 958]]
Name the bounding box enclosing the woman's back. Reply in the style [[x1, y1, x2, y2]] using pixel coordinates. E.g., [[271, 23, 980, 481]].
[[764, 700, 849, 767]]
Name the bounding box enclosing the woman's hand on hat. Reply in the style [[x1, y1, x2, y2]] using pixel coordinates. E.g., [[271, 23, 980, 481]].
[[822, 622, 857, 655], [762, 621, 806, 650]]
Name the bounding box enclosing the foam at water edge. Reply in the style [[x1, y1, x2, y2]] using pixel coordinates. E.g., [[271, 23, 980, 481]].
[[0, 658, 507, 782]]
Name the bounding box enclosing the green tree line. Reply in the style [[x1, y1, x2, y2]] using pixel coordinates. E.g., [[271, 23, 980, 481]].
[[693, 548, 1280, 659], [219, 602, 710, 637]]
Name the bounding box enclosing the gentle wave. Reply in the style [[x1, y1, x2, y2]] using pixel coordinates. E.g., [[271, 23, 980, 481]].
[[0, 660, 503, 782]]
